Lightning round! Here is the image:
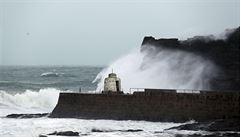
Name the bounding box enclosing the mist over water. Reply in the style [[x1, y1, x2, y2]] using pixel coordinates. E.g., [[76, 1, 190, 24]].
[[94, 45, 219, 92]]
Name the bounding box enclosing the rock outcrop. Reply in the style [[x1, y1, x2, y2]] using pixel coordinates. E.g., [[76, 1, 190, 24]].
[[91, 128, 143, 132], [47, 131, 79, 136], [6, 113, 49, 118], [167, 118, 240, 132], [39, 131, 79, 137]]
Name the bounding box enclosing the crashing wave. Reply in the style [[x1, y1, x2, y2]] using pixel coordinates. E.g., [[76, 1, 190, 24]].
[[0, 88, 62, 116], [94, 27, 240, 92], [93, 48, 218, 93], [41, 72, 62, 77]]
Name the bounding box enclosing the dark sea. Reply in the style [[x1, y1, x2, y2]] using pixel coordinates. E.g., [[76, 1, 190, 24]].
[[0, 66, 201, 137], [0, 66, 102, 92]]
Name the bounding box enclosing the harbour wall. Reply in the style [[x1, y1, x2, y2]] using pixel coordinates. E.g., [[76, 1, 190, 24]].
[[50, 89, 240, 122]]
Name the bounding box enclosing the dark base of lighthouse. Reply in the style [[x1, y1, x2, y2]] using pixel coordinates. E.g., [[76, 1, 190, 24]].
[[50, 89, 240, 122], [101, 90, 124, 95]]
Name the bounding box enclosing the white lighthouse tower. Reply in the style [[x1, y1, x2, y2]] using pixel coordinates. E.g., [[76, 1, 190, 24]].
[[102, 72, 123, 94]]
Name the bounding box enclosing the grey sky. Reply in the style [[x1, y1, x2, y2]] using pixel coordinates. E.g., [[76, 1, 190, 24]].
[[0, 0, 239, 66]]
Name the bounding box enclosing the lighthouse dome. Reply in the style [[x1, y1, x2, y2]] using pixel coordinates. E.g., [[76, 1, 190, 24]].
[[108, 73, 117, 77]]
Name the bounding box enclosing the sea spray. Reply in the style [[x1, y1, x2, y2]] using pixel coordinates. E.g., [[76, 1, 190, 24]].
[[93, 46, 218, 93], [0, 88, 64, 116]]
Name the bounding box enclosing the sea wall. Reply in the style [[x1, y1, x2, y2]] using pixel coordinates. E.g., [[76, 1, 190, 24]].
[[50, 89, 240, 122]]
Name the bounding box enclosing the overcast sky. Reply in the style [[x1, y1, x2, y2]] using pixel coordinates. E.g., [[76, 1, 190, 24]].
[[0, 0, 239, 66]]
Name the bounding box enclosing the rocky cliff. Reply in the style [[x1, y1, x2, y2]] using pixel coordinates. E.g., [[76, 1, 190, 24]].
[[141, 27, 240, 91]]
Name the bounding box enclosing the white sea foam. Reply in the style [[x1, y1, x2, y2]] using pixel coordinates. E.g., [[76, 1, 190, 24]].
[[0, 118, 192, 137], [40, 72, 62, 77], [0, 88, 62, 116], [94, 46, 218, 93]]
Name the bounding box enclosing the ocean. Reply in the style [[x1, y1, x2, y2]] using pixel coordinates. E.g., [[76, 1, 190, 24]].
[[0, 66, 202, 137]]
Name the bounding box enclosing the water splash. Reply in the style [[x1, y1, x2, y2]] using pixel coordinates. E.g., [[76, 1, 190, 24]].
[[93, 46, 218, 93], [0, 88, 63, 116]]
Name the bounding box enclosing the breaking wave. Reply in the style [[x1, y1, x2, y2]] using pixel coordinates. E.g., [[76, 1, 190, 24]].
[[0, 88, 63, 116], [93, 47, 218, 93], [41, 72, 62, 77]]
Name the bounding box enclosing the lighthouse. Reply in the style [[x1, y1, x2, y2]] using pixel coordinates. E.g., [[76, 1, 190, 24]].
[[102, 72, 123, 94]]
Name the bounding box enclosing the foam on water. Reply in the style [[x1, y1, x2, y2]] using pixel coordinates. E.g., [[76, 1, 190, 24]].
[[0, 118, 199, 137], [0, 88, 62, 116], [40, 72, 61, 77]]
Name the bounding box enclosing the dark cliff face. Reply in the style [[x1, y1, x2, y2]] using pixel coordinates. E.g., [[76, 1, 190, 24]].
[[141, 27, 240, 91]]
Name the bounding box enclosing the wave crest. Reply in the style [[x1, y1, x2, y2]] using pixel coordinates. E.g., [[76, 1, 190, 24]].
[[41, 72, 62, 77], [0, 88, 62, 116]]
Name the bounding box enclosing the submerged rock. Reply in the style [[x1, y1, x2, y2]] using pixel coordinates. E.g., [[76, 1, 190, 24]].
[[176, 132, 240, 137], [6, 113, 49, 118], [39, 135, 47, 137], [91, 129, 105, 132], [47, 131, 79, 136], [167, 118, 240, 132], [91, 128, 143, 133], [125, 129, 143, 132]]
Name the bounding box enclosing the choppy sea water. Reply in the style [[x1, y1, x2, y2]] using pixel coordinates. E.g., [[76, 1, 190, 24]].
[[0, 66, 102, 92], [0, 66, 203, 137]]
